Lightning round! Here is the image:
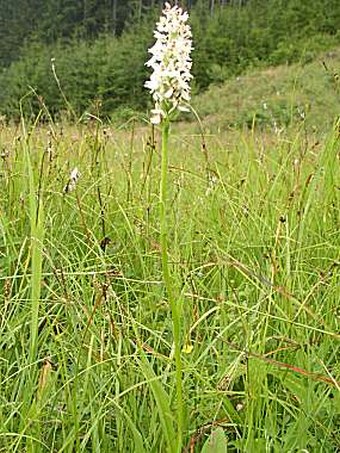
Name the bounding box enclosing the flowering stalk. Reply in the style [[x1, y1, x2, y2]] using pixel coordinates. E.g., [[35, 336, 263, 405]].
[[145, 2, 193, 125], [145, 2, 193, 450]]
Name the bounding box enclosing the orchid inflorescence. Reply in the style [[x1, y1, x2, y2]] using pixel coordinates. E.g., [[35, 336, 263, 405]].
[[145, 2, 193, 125]]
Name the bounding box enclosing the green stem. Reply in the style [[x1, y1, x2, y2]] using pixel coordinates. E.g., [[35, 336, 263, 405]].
[[160, 120, 183, 452], [23, 138, 44, 369], [23, 131, 44, 453]]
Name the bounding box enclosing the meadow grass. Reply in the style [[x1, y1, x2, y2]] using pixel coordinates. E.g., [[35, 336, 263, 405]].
[[0, 117, 339, 452]]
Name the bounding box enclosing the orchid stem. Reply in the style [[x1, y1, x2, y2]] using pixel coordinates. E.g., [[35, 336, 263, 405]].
[[160, 120, 183, 452]]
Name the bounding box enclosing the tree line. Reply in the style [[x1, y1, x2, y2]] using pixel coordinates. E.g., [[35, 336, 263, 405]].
[[0, 0, 246, 67]]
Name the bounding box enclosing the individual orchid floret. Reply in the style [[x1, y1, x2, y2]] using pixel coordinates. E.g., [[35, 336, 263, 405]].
[[145, 2, 193, 125]]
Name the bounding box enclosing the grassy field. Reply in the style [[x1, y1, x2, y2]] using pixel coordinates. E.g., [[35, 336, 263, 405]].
[[0, 57, 339, 452], [192, 47, 340, 134]]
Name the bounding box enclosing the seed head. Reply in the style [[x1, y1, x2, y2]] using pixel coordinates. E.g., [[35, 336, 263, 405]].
[[145, 2, 193, 125]]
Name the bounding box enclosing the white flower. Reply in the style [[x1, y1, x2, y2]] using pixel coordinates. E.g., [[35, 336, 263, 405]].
[[63, 167, 81, 193], [145, 2, 193, 125]]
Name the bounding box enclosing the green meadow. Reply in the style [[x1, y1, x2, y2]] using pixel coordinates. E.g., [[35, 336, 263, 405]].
[[0, 54, 339, 452]]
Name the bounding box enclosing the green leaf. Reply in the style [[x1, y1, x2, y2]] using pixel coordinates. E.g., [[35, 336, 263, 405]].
[[137, 356, 176, 453], [201, 427, 228, 453]]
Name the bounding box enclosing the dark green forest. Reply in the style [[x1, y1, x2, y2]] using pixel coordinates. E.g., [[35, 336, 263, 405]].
[[0, 0, 339, 120]]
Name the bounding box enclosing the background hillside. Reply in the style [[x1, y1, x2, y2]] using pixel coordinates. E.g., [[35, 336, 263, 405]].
[[0, 0, 339, 121], [193, 47, 340, 133]]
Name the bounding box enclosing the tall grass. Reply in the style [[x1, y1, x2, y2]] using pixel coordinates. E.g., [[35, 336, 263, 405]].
[[0, 118, 339, 452]]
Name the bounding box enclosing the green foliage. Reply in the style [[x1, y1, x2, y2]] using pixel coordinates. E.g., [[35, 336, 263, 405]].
[[201, 427, 228, 452], [0, 119, 339, 451], [0, 29, 151, 120], [0, 0, 149, 67]]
